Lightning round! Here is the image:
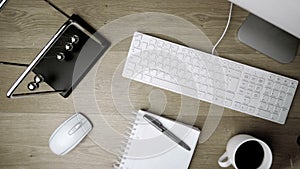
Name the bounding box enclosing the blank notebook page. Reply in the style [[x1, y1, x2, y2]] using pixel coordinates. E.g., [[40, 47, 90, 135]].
[[118, 110, 200, 169]]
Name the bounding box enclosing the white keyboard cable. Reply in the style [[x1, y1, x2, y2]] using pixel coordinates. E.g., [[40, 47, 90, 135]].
[[211, 2, 233, 55]]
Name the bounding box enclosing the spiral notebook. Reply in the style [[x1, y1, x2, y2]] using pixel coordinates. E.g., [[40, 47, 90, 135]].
[[114, 110, 200, 169]]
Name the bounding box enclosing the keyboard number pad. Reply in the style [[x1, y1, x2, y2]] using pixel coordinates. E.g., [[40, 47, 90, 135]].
[[260, 75, 297, 122], [233, 71, 297, 122]]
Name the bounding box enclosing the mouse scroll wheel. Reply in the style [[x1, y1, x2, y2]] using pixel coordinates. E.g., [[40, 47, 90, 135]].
[[68, 122, 82, 135]]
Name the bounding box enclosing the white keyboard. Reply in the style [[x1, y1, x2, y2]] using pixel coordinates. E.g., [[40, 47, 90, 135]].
[[122, 32, 298, 124]]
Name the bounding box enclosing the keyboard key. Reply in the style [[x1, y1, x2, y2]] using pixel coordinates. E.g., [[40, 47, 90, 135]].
[[250, 76, 258, 84], [131, 48, 142, 55], [255, 85, 262, 92], [272, 107, 281, 121], [226, 77, 239, 92], [274, 107, 281, 115], [215, 80, 226, 90], [206, 78, 213, 86], [237, 88, 245, 95], [263, 88, 272, 96], [252, 92, 260, 99], [283, 79, 289, 86], [205, 94, 213, 101], [233, 102, 242, 110], [241, 104, 248, 111], [276, 99, 284, 107], [267, 104, 275, 112], [249, 98, 259, 107], [142, 75, 151, 82], [248, 106, 256, 114], [133, 73, 142, 80], [276, 77, 284, 84], [274, 83, 281, 91], [225, 99, 233, 106], [242, 73, 250, 81], [227, 69, 242, 78], [257, 109, 271, 118], [141, 59, 149, 66], [152, 76, 179, 90], [271, 90, 279, 98], [272, 114, 279, 121], [268, 74, 276, 81], [149, 70, 157, 76], [133, 40, 140, 47], [245, 90, 252, 98], [287, 87, 296, 95], [141, 42, 148, 49], [262, 95, 269, 102], [163, 43, 170, 50], [257, 78, 265, 85], [136, 65, 143, 71], [197, 91, 205, 98], [240, 81, 247, 89], [228, 62, 243, 71], [283, 95, 294, 109], [149, 38, 156, 45], [134, 33, 142, 40], [148, 44, 156, 50], [269, 97, 277, 105], [215, 89, 226, 97], [247, 83, 255, 91], [184, 80, 194, 88], [225, 92, 234, 99], [207, 87, 214, 95], [280, 85, 288, 92], [259, 102, 268, 110], [242, 97, 250, 104], [171, 45, 178, 52], [192, 66, 200, 74], [199, 68, 207, 76], [164, 74, 172, 81], [177, 53, 184, 61], [290, 81, 298, 88], [278, 109, 289, 123], [127, 62, 136, 69], [278, 92, 286, 100], [265, 80, 274, 88], [184, 55, 191, 63], [197, 84, 207, 92], [235, 65, 244, 72], [213, 96, 225, 105]]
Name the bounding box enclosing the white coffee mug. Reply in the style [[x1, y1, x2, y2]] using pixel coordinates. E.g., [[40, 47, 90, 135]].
[[218, 134, 272, 169]]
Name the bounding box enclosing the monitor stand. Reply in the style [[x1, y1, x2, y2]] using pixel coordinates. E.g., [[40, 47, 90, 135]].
[[238, 14, 299, 63]]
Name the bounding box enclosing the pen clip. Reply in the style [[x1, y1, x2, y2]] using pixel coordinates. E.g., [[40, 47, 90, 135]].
[[143, 114, 165, 132]]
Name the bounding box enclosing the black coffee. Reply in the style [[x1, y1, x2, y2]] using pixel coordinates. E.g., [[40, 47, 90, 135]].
[[235, 141, 264, 169]]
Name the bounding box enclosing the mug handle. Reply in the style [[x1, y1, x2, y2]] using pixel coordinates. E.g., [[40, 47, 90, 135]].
[[218, 152, 231, 168]]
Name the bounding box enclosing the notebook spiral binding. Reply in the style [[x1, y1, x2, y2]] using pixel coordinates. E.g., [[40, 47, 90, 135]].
[[113, 111, 141, 169]]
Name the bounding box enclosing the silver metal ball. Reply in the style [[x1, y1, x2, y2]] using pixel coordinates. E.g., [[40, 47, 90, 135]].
[[65, 42, 73, 51], [56, 52, 65, 61], [28, 82, 39, 91], [71, 35, 79, 44], [34, 74, 44, 83]]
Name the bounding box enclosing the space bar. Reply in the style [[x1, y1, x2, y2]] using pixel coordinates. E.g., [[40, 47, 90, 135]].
[[151, 77, 197, 98]]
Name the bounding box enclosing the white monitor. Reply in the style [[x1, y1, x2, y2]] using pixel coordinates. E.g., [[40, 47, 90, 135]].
[[229, 0, 300, 38], [228, 0, 300, 63]]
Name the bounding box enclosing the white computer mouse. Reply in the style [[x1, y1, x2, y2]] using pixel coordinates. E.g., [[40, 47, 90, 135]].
[[49, 113, 92, 155]]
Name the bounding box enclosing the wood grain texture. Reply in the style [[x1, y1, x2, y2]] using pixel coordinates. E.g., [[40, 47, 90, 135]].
[[0, 0, 299, 169]]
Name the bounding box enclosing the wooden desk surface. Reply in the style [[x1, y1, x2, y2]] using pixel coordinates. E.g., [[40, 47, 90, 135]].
[[0, 0, 299, 169]]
